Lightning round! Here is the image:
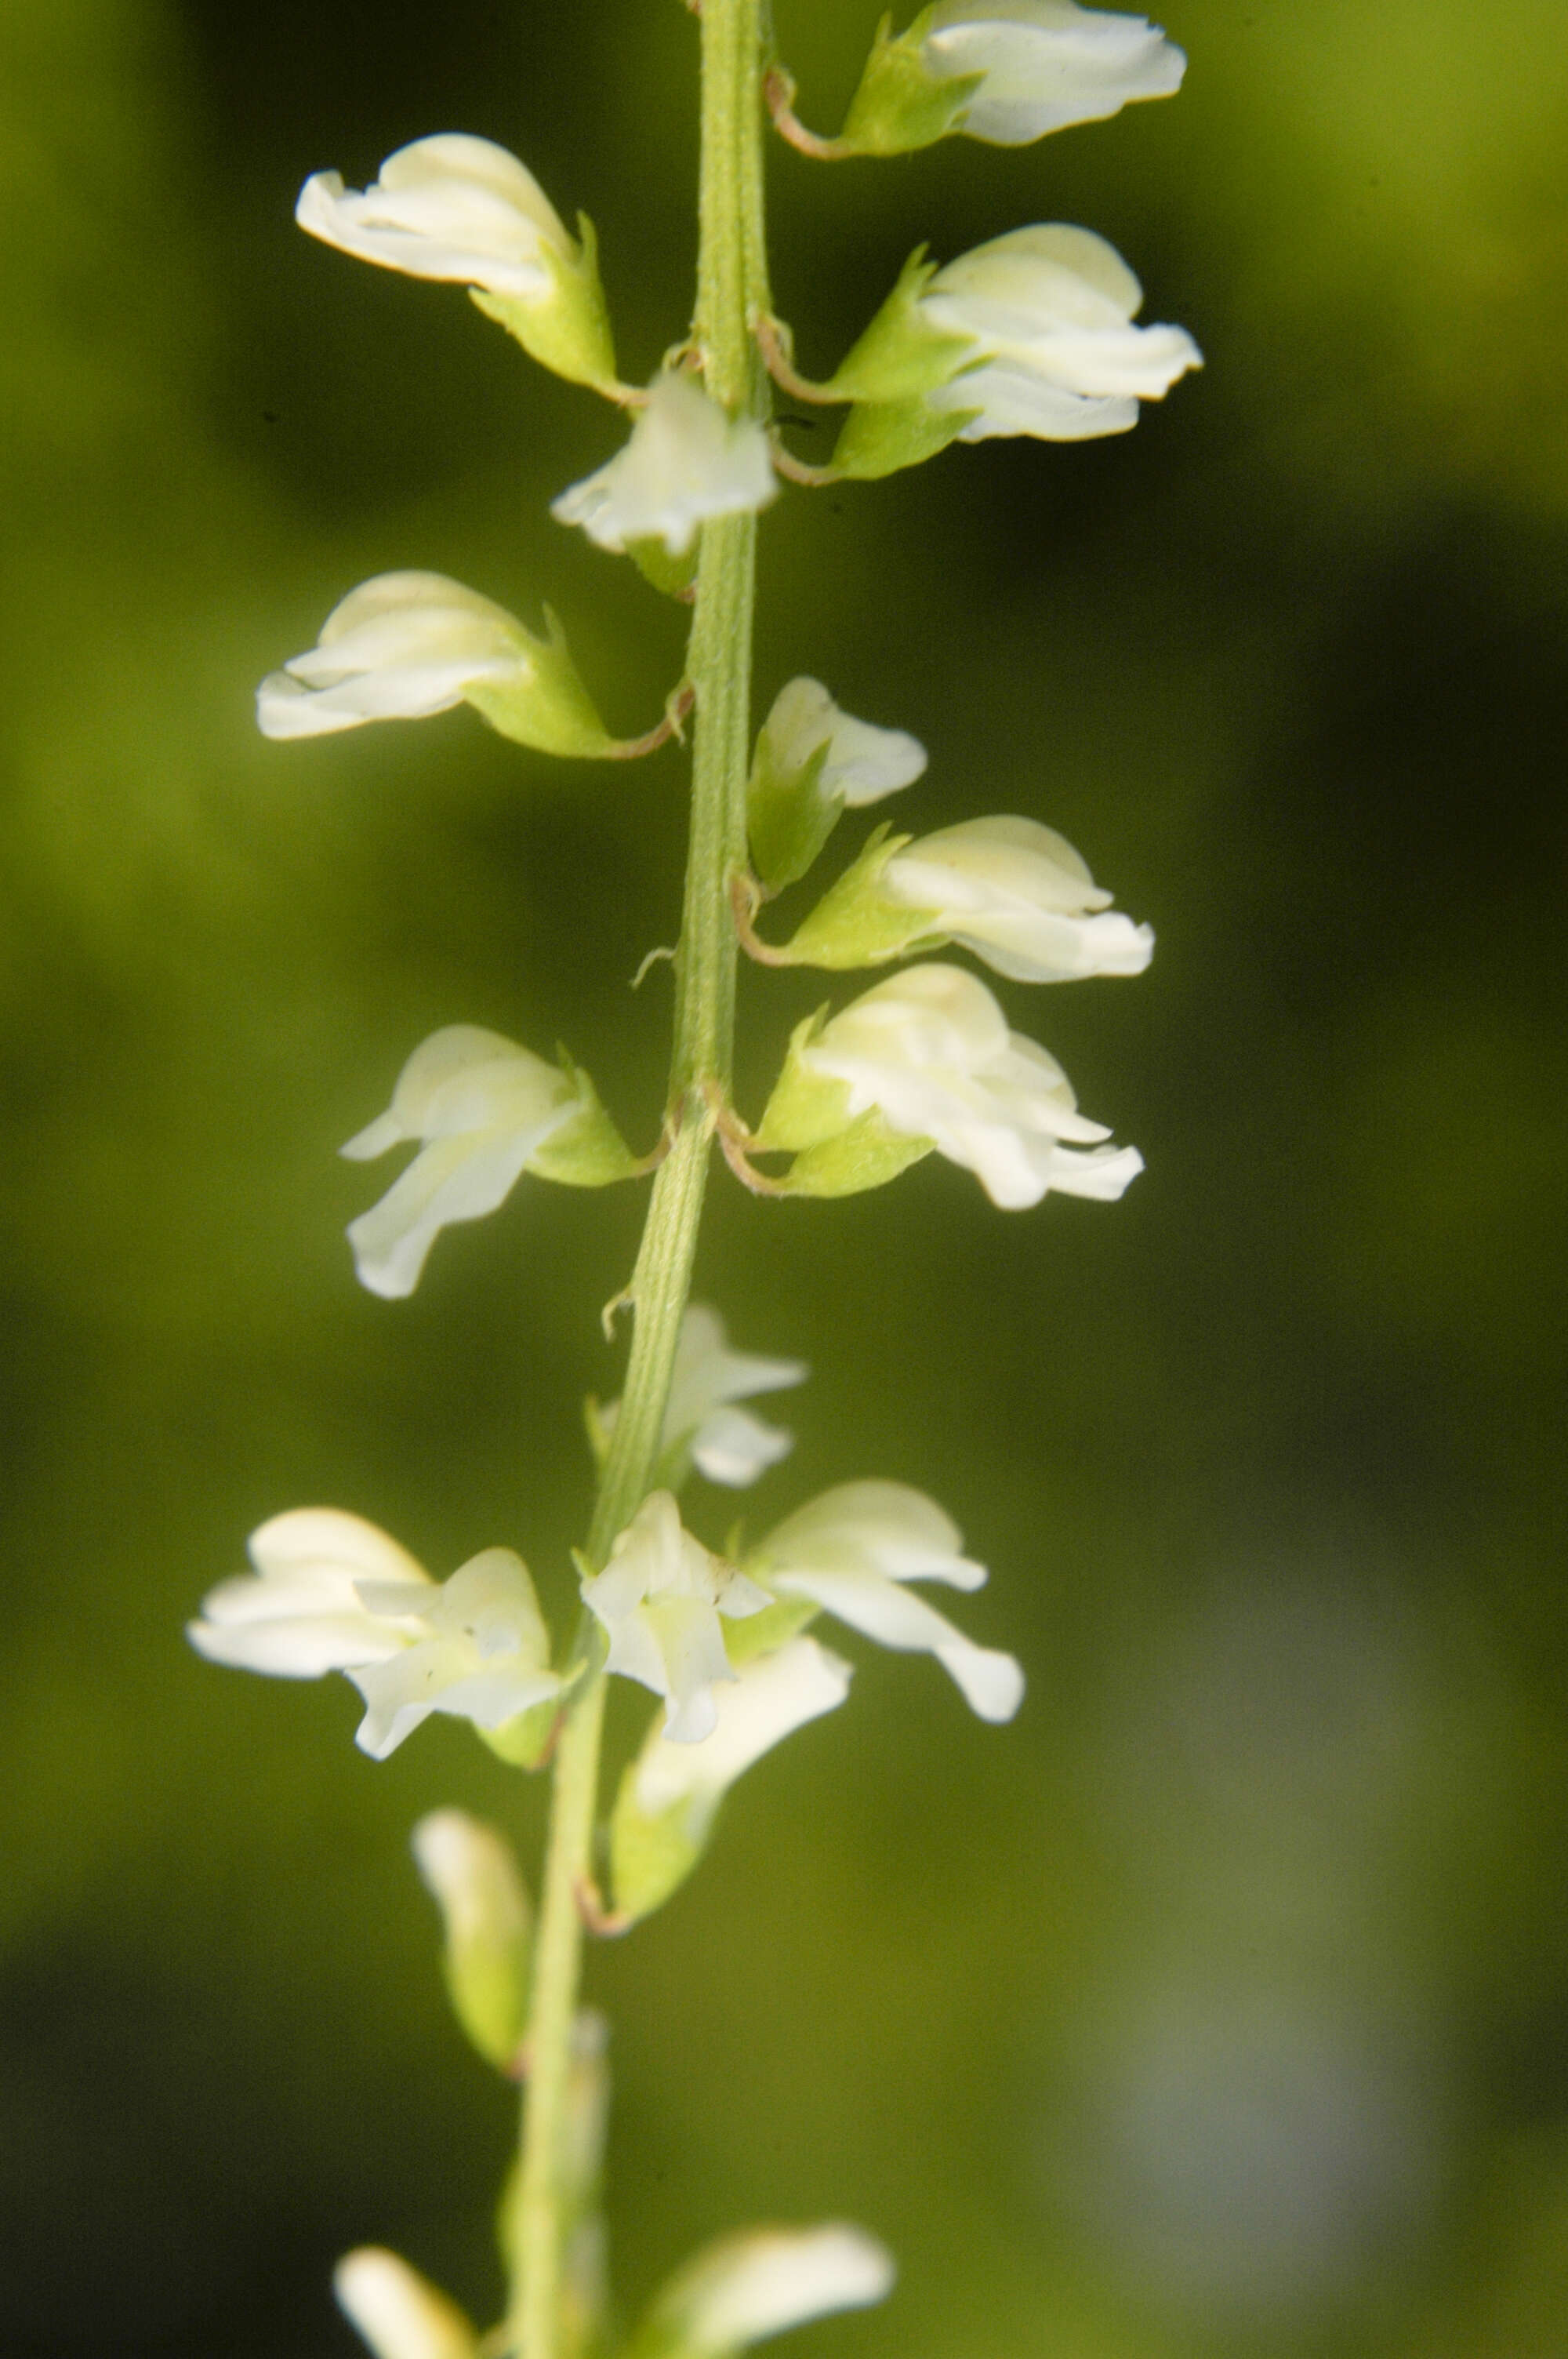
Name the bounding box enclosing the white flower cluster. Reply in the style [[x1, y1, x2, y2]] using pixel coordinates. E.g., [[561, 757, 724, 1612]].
[[190, 1318, 1022, 1779]]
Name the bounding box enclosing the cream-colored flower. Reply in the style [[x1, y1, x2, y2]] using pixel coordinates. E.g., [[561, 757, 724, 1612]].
[[187, 1510, 562, 1758], [335, 2247, 477, 2359], [256, 572, 616, 754], [643, 2224, 895, 2358], [600, 1304, 807, 1488], [919, 1, 1185, 144], [579, 1492, 770, 1743], [881, 815, 1153, 980], [296, 133, 572, 298], [746, 1481, 1023, 1722], [341, 1027, 588, 1299], [779, 813, 1153, 980], [552, 373, 776, 556], [924, 224, 1201, 440], [774, 962, 1144, 1209]]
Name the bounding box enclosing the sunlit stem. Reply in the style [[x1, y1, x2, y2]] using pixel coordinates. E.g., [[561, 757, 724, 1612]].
[[509, 5, 769, 2357]]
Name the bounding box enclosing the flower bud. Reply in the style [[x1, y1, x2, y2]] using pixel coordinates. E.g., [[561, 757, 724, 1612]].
[[837, 2, 1184, 157], [256, 572, 621, 758], [779, 815, 1154, 981], [830, 226, 1200, 480], [747, 678, 927, 891], [609, 1638, 851, 1923], [296, 134, 619, 394], [632, 2225, 894, 2359], [335, 2248, 477, 2359], [552, 373, 776, 559], [411, 1810, 532, 2073]]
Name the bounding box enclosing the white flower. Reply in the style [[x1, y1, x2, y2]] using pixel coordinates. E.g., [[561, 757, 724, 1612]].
[[882, 815, 1154, 980], [296, 133, 572, 298], [335, 2247, 477, 2359], [187, 1510, 563, 1759], [340, 1026, 583, 1299], [629, 1638, 853, 1823], [924, 224, 1202, 440], [757, 678, 927, 809], [256, 572, 615, 754], [745, 1481, 1024, 1723], [580, 1492, 770, 1743], [600, 1304, 808, 1487], [788, 962, 1145, 1209], [645, 2224, 895, 2357], [920, 1, 1185, 144], [551, 373, 776, 557]]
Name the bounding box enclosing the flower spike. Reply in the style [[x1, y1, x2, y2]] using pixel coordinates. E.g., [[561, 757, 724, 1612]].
[[296, 133, 622, 394]]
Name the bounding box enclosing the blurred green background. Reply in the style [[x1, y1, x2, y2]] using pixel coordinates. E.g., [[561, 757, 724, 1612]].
[[2, 1, 1566, 2353]]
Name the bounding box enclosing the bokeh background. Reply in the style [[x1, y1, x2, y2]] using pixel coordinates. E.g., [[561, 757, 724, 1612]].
[[3, 2, 1566, 2353]]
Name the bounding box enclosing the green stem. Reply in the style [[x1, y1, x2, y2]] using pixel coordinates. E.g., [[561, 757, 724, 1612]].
[[510, 5, 768, 2355]]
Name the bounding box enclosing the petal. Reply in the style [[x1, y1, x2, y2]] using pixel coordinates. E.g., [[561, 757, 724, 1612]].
[[597, 1609, 673, 1699], [186, 1610, 408, 1678], [750, 1480, 983, 1588], [384, 1024, 568, 1141], [690, 1405, 795, 1487], [652, 2224, 895, 2356], [934, 1638, 1025, 1721], [295, 135, 562, 299], [345, 1112, 570, 1299], [631, 1639, 853, 1815], [649, 1595, 736, 1742], [770, 1565, 984, 1656], [335, 2247, 478, 2359], [769, 1570, 1023, 1722], [924, 3, 1185, 143], [249, 1507, 434, 1591], [947, 908, 1155, 983], [933, 363, 1139, 442]]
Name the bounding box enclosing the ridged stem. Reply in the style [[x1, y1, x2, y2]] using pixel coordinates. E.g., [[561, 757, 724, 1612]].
[[510, 5, 768, 2355]]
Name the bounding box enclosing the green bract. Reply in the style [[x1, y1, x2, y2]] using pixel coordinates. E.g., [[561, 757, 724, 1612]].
[[528, 1054, 645, 1187], [839, 12, 986, 154], [751, 1010, 935, 1198], [822, 249, 979, 405], [463, 605, 626, 759], [412, 1812, 534, 2074], [470, 211, 619, 394], [772, 825, 934, 967]]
